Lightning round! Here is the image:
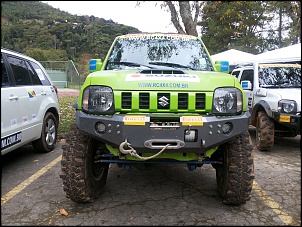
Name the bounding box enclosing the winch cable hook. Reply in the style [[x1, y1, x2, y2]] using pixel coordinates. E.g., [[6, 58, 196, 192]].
[[119, 139, 170, 160]]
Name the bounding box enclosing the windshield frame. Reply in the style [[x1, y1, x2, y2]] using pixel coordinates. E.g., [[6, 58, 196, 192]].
[[104, 34, 215, 71]]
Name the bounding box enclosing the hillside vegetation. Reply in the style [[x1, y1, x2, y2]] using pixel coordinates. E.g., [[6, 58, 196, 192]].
[[1, 1, 140, 77]]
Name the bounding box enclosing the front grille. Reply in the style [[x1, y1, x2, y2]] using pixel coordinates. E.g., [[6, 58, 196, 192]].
[[178, 93, 188, 109], [121, 92, 205, 112], [196, 93, 206, 109], [122, 92, 131, 109], [139, 93, 149, 109]]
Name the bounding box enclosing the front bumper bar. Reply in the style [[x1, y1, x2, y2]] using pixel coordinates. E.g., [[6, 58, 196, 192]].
[[76, 111, 251, 153], [272, 112, 300, 130]]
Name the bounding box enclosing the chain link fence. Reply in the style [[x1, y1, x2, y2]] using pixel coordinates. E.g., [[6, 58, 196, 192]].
[[40, 60, 82, 90]]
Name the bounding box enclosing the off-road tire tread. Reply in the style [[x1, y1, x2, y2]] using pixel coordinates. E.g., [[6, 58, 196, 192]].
[[60, 123, 108, 203], [216, 131, 254, 205], [256, 111, 274, 151]]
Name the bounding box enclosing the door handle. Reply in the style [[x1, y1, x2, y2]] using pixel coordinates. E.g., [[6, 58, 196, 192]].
[[9, 95, 19, 100], [41, 91, 47, 96]]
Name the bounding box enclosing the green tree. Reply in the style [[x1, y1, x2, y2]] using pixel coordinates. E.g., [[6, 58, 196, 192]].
[[142, 1, 300, 54], [271, 1, 301, 45], [25, 48, 68, 61], [199, 1, 271, 55]]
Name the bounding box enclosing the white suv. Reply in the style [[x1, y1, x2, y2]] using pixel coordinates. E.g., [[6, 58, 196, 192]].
[[231, 60, 300, 151], [1, 48, 60, 155]]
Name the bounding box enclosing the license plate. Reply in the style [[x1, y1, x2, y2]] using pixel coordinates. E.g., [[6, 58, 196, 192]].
[[279, 115, 290, 123]]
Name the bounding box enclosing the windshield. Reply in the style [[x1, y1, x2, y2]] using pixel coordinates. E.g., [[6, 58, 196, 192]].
[[105, 34, 214, 71], [258, 64, 301, 88]]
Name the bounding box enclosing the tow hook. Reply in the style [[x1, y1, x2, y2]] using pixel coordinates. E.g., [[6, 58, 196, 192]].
[[124, 164, 132, 171], [187, 164, 197, 171]]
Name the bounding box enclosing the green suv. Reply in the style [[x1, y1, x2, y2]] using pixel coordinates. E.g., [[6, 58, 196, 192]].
[[60, 33, 254, 205]]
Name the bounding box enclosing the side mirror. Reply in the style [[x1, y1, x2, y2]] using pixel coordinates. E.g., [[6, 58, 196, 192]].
[[241, 80, 252, 90], [89, 59, 103, 72], [215, 61, 229, 73]]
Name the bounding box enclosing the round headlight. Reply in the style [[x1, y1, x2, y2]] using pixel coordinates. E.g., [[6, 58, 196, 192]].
[[278, 100, 297, 114], [212, 88, 242, 114], [283, 102, 295, 113], [90, 87, 113, 111], [82, 86, 114, 114]]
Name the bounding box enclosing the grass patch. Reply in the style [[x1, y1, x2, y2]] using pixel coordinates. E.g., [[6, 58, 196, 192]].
[[58, 96, 78, 138]]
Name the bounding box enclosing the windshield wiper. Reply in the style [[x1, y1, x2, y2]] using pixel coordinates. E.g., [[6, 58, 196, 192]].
[[149, 61, 195, 70], [261, 85, 280, 88], [108, 61, 154, 69]]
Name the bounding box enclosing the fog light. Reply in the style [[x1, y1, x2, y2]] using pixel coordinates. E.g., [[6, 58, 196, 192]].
[[95, 122, 106, 133], [222, 122, 233, 134]]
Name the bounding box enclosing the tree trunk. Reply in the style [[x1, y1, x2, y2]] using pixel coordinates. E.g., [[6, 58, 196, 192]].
[[165, 1, 199, 36]]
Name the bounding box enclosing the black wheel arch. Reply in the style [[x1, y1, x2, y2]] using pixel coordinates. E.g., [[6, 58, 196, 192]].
[[250, 100, 272, 126], [47, 106, 60, 127]]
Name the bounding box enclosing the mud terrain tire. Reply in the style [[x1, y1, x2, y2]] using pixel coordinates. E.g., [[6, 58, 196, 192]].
[[216, 131, 254, 205], [60, 123, 109, 203], [255, 111, 274, 151]]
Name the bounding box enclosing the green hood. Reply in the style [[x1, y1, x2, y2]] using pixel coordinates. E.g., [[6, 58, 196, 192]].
[[86, 69, 237, 91]]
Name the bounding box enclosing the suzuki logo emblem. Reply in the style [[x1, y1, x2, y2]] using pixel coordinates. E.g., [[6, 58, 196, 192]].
[[158, 96, 169, 107]]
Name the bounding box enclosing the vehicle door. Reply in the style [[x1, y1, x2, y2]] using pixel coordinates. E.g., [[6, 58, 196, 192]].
[[1, 53, 23, 153], [239, 69, 254, 111], [5, 55, 45, 144]]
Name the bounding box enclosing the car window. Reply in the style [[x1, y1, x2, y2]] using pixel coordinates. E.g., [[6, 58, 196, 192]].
[[7, 55, 32, 86], [28, 61, 51, 85], [1, 54, 10, 87], [240, 69, 253, 83], [231, 70, 240, 78], [26, 61, 42, 85]]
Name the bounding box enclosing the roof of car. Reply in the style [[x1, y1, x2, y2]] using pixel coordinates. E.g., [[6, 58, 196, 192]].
[[234, 60, 301, 70], [120, 33, 198, 39], [1, 47, 37, 61], [236, 58, 301, 66]]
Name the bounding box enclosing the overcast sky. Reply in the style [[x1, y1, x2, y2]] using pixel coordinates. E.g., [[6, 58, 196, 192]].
[[42, 1, 177, 33]]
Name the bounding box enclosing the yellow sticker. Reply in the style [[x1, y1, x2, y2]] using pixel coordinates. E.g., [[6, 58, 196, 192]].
[[124, 116, 146, 125], [181, 116, 203, 126], [279, 115, 290, 122], [260, 64, 301, 68]]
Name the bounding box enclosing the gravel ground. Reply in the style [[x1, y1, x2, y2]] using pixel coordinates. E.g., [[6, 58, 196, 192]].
[[57, 88, 80, 97]]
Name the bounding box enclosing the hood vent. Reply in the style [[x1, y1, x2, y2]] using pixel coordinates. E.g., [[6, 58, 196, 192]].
[[139, 69, 185, 74]]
